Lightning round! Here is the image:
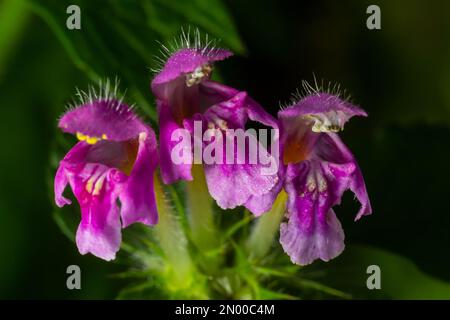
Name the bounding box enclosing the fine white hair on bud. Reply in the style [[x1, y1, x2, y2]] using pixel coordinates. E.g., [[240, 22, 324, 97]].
[[151, 26, 222, 74], [63, 77, 137, 121], [279, 74, 353, 111]]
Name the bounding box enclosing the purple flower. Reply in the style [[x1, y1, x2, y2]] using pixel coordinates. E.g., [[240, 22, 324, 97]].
[[151, 43, 279, 214], [54, 88, 159, 261], [277, 91, 372, 265]]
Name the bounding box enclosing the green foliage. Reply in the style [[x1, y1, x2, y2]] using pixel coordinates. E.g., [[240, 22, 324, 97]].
[[27, 0, 245, 124], [323, 245, 450, 299]]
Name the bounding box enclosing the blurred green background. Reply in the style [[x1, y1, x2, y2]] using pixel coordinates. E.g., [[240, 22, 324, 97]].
[[1, 0, 450, 299]]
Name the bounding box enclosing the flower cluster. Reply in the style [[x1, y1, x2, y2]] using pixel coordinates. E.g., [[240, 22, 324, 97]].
[[54, 34, 371, 265]]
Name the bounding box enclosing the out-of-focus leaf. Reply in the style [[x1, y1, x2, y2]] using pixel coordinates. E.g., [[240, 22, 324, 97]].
[[323, 245, 450, 299], [27, 0, 245, 123], [0, 0, 29, 79], [154, 0, 245, 54]]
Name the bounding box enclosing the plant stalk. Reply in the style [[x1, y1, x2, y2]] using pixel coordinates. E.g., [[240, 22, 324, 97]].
[[185, 165, 218, 251], [153, 175, 194, 290], [246, 190, 288, 259]]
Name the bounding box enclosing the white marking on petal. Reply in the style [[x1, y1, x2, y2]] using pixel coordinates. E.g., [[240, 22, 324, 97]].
[[185, 63, 212, 87], [306, 172, 316, 192], [92, 173, 107, 196], [305, 110, 348, 133]]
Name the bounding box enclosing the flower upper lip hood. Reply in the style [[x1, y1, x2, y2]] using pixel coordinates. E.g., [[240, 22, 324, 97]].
[[276, 88, 372, 266], [59, 98, 150, 142], [55, 86, 159, 261], [279, 93, 367, 120], [279, 93, 368, 134], [151, 47, 232, 101]]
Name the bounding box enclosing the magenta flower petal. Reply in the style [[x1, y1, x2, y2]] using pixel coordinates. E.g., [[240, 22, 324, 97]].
[[119, 131, 159, 227], [281, 205, 345, 266], [202, 86, 279, 129], [280, 161, 347, 265], [55, 166, 71, 207], [70, 163, 124, 261], [158, 101, 193, 184], [204, 162, 279, 212], [201, 90, 279, 212], [59, 99, 148, 141], [279, 93, 367, 133], [152, 48, 232, 99], [55, 142, 91, 207], [277, 92, 372, 265], [245, 166, 285, 216], [322, 133, 372, 219], [55, 95, 159, 260]]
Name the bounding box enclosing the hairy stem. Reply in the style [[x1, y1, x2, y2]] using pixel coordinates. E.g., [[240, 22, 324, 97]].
[[153, 175, 194, 290]]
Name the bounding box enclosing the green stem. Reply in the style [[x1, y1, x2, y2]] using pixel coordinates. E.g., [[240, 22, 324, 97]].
[[246, 190, 288, 259], [185, 165, 218, 251], [153, 175, 194, 290]]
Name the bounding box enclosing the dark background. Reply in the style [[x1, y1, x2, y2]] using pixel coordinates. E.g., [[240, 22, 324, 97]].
[[0, 0, 449, 298]]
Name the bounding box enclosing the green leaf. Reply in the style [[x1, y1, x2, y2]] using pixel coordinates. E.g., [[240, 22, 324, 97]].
[[323, 245, 450, 299], [154, 0, 246, 54], [28, 0, 245, 123]]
